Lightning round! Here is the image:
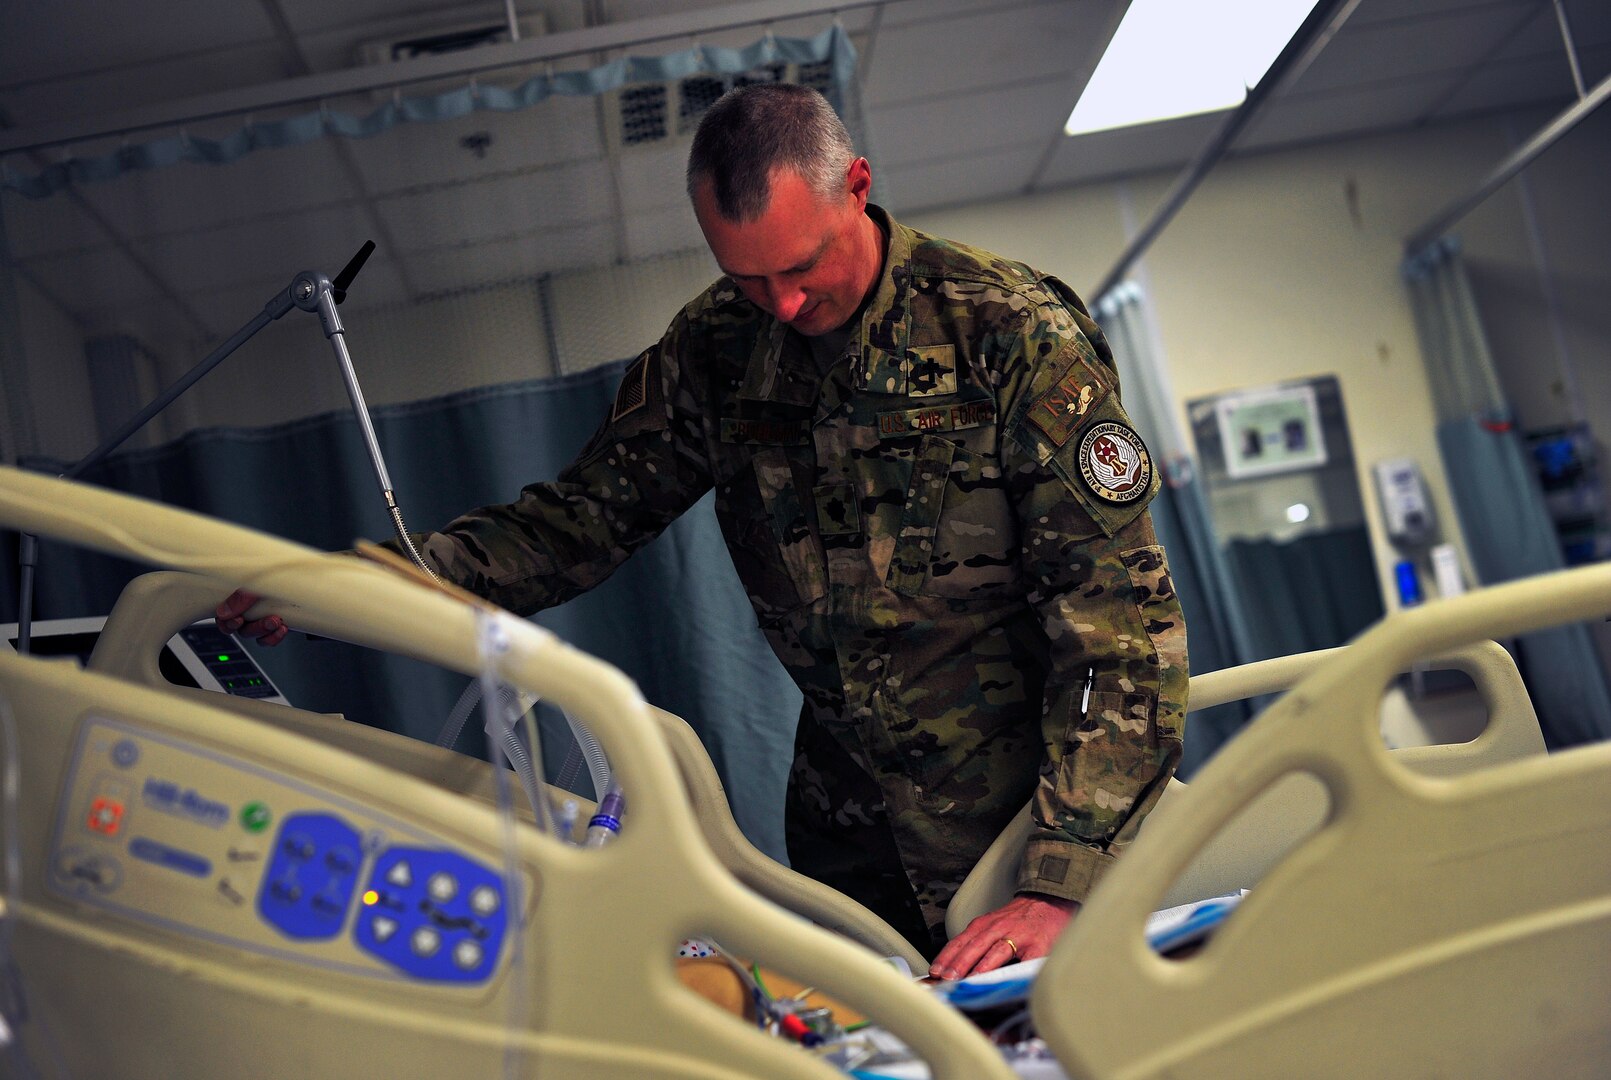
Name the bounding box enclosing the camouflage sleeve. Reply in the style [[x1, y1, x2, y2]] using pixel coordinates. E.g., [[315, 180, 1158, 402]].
[[1000, 297, 1189, 903], [404, 312, 715, 616]]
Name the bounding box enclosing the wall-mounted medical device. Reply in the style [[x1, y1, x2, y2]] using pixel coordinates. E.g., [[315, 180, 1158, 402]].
[[1373, 457, 1437, 546], [2, 616, 288, 705]]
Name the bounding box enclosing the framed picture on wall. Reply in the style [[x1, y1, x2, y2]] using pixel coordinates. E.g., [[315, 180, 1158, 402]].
[[1214, 382, 1329, 479]]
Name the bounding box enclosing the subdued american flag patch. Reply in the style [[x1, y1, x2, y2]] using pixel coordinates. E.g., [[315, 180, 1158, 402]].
[[612, 352, 651, 421]]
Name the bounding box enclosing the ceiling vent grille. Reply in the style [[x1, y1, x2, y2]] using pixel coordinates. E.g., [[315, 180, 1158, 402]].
[[355, 14, 549, 100], [607, 60, 836, 150]]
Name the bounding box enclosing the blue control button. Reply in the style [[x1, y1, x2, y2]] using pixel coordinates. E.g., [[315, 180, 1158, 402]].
[[128, 837, 212, 878], [325, 845, 359, 874], [258, 813, 362, 941], [111, 739, 140, 768], [355, 847, 507, 983]]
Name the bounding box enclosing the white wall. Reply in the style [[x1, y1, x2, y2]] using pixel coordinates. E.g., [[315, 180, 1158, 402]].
[[906, 107, 1610, 613]]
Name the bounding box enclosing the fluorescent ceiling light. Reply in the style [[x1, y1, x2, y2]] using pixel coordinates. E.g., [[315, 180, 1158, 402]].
[[1065, 0, 1320, 137]]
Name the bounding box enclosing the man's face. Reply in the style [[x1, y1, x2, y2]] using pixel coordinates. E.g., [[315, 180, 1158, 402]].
[[692, 160, 880, 337]]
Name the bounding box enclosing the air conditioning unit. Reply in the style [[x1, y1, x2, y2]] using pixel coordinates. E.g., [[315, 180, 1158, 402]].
[[604, 58, 839, 150], [355, 12, 550, 100]]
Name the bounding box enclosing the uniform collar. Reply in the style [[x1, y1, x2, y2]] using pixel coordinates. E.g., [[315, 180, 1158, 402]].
[[737, 204, 914, 405], [853, 204, 914, 395]]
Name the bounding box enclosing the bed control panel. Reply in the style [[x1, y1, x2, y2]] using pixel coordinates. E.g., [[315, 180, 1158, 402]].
[[50, 716, 524, 987]]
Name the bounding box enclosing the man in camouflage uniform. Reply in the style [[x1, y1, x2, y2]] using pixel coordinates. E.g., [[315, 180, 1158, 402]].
[[221, 84, 1186, 975]]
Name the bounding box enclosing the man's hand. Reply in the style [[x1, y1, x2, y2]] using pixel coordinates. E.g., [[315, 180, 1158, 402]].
[[215, 589, 289, 646], [927, 893, 1079, 981]]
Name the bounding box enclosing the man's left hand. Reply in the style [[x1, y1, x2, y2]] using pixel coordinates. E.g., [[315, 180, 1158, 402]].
[[927, 893, 1080, 981]]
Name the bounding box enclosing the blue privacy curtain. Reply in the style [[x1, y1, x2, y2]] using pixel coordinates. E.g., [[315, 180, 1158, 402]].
[[3, 363, 802, 860], [1095, 283, 1257, 774], [1403, 237, 1611, 746]]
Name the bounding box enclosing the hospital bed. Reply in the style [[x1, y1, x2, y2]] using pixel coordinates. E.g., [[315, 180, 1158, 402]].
[[1032, 563, 1611, 1078], [946, 636, 1546, 933], [0, 465, 1006, 1080], [2, 463, 1608, 1078]]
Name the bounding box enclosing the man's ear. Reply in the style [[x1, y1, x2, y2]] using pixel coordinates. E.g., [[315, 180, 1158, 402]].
[[846, 156, 872, 210]]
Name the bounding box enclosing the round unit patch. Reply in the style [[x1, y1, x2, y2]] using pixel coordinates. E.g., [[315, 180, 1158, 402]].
[[1078, 422, 1152, 503]]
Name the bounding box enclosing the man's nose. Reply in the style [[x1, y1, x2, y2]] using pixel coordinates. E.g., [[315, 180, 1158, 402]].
[[766, 280, 808, 322]]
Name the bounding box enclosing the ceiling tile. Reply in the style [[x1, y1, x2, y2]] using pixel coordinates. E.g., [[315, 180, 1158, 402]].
[[1245, 76, 1461, 148], [861, 0, 1102, 107], [136, 202, 375, 297], [2, 42, 292, 128], [1346, 0, 1533, 27], [869, 80, 1072, 169], [272, 0, 481, 37], [1288, 4, 1538, 96], [882, 144, 1046, 214], [373, 160, 616, 252], [405, 222, 617, 291], [0, 0, 276, 89], [1034, 112, 1225, 189], [1429, 49, 1599, 119], [877, 0, 1068, 31], [342, 96, 605, 195], [68, 138, 358, 240]]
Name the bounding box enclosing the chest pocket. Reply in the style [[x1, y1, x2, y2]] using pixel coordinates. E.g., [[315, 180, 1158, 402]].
[[715, 447, 827, 625], [886, 435, 1018, 599]]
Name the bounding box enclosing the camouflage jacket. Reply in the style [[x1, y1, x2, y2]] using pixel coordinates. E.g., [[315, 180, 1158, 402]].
[[416, 207, 1188, 906]]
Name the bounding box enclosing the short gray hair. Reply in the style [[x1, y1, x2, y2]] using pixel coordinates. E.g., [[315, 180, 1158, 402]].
[[685, 83, 855, 222]]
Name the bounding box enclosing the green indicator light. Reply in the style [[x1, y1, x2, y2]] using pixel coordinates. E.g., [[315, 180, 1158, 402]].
[[217, 654, 231, 662], [240, 801, 272, 833]]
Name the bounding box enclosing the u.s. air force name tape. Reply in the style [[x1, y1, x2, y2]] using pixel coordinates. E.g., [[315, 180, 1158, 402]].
[[876, 398, 996, 438]]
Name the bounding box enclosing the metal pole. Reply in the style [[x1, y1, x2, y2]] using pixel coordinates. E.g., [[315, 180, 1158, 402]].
[[1091, 0, 1361, 301], [64, 296, 292, 480], [1405, 68, 1611, 257], [1552, 0, 1587, 100], [14, 245, 375, 652]]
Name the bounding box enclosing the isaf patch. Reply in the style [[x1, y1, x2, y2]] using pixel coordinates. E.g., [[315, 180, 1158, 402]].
[[1025, 359, 1109, 447], [1078, 422, 1152, 503], [611, 352, 652, 421]]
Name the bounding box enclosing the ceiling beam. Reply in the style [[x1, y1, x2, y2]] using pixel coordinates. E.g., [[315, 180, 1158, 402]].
[[0, 0, 886, 157]]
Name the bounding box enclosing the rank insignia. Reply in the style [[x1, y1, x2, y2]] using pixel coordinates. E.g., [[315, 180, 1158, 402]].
[[904, 344, 958, 397], [1078, 422, 1152, 503], [1026, 361, 1109, 447]]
